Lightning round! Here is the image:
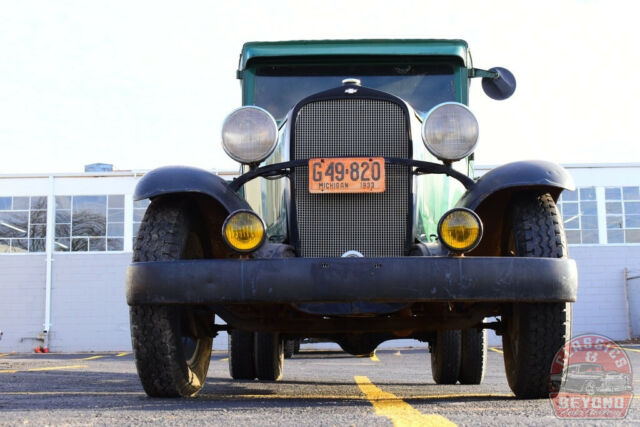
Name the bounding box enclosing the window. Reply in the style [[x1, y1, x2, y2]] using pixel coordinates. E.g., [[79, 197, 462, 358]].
[[132, 199, 150, 246], [605, 186, 640, 244], [557, 187, 599, 244], [54, 195, 125, 252], [0, 196, 47, 253]]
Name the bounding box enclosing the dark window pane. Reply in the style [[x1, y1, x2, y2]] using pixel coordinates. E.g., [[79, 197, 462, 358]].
[[0, 197, 11, 210], [108, 209, 124, 222], [11, 239, 29, 253], [29, 239, 46, 252], [562, 202, 578, 216], [134, 199, 150, 209], [581, 230, 599, 244], [605, 187, 621, 200], [133, 209, 146, 222], [56, 196, 71, 209], [566, 230, 580, 244], [108, 195, 124, 209], [580, 201, 597, 215], [71, 238, 88, 251], [581, 215, 598, 230], [623, 186, 640, 200], [625, 202, 640, 215], [54, 238, 70, 251], [107, 223, 123, 237], [72, 196, 106, 237], [55, 224, 70, 238], [561, 190, 578, 202], [107, 238, 124, 251], [607, 216, 623, 229], [0, 239, 9, 252], [0, 211, 28, 237], [564, 216, 579, 230], [580, 187, 596, 201], [73, 195, 106, 212], [30, 210, 46, 224], [607, 230, 624, 243], [626, 215, 640, 228], [30, 196, 47, 210], [89, 238, 106, 251], [30, 224, 47, 238], [56, 210, 71, 223], [626, 229, 640, 243], [606, 202, 622, 214], [13, 197, 29, 210]]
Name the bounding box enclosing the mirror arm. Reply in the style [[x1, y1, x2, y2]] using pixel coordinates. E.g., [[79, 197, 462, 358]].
[[469, 68, 499, 79]]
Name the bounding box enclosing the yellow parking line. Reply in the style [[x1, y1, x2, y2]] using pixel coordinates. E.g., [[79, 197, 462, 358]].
[[0, 353, 9, 357], [220, 357, 229, 362], [27, 364, 88, 372], [622, 347, 640, 354], [0, 369, 18, 374], [355, 376, 456, 426], [370, 353, 380, 362], [489, 347, 503, 354], [116, 352, 129, 357], [78, 355, 104, 361]]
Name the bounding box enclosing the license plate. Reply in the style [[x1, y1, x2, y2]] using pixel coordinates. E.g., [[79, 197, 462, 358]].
[[308, 157, 386, 193]]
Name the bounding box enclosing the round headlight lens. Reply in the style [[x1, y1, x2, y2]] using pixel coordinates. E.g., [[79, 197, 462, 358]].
[[222, 210, 266, 252], [421, 102, 479, 161], [437, 208, 483, 253], [221, 106, 278, 164]]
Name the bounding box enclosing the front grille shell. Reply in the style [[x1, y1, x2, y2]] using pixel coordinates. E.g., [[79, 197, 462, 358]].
[[291, 94, 411, 258]]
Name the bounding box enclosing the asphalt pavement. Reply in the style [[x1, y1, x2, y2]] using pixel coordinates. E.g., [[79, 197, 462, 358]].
[[1, 345, 639, 425]]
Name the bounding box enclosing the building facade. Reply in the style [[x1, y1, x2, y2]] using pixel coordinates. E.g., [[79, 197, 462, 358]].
[[0, 164, 638, 352]]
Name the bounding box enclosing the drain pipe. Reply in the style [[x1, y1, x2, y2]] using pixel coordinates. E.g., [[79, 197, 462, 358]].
[[43, 175, 55, 349]]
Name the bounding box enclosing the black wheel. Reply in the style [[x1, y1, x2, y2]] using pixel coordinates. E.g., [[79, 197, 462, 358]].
[[129, 198, 213, 397], [283, 340, 296, 359], [254, 332, 284, 381], [430, 330, 461, 384], [502, 192, 572, 399], [228, 330, 256, 380], [458, 328, 487, 385]]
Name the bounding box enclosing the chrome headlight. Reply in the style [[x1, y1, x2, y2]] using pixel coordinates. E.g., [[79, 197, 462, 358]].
[[421, 102, 479, 161], [221, 106, 278, 164]]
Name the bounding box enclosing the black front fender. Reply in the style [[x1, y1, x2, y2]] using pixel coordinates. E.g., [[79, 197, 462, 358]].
[[134, 166, 250, 213], [457, 160, 574, 210]]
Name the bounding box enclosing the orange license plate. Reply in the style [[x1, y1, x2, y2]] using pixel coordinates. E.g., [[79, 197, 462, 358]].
[[308, 157, 386, 193]]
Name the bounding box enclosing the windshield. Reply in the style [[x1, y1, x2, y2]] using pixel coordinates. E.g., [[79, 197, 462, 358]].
[[252, 62, 456, 120]]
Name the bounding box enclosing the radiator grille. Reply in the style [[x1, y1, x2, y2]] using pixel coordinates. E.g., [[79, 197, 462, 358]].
[[293, 98, 410, 257]]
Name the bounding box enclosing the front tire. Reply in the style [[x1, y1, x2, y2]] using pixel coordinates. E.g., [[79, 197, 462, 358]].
[[502, 193, 572, 399], [129, 198, 213, 397], [430, 330, 461, 384]]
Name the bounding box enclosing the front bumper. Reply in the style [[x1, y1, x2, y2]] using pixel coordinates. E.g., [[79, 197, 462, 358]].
[[126, 257, 577, 306]]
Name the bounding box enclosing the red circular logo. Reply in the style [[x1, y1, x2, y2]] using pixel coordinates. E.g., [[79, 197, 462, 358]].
[[549, 334, 633, 419]]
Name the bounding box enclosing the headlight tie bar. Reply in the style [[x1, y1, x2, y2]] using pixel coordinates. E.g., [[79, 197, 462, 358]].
[[228, 157, 474, 192]]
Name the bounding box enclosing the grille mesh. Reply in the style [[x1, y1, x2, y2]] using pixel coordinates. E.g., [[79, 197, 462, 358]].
[[293, 98, 409, 257]]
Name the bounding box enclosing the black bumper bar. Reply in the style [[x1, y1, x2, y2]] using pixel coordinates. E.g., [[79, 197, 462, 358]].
[[126, 257, 577, 306]]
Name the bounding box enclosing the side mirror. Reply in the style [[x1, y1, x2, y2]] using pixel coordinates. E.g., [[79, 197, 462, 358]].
[[482, 67, 516, 100]]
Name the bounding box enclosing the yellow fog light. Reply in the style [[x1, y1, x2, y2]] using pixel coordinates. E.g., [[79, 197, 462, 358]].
[[437, 208, 483, 253], [222, 210, 266, 252]]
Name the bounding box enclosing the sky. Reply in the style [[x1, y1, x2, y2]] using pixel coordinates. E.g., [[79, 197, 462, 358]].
[[0, 0, 638, 174]]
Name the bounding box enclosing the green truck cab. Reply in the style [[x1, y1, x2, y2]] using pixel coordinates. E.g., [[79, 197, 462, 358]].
[[126, 39, 578, 399]]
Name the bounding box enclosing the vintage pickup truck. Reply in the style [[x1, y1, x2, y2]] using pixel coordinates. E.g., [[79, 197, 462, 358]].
[[126, 39, 577, 399]]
